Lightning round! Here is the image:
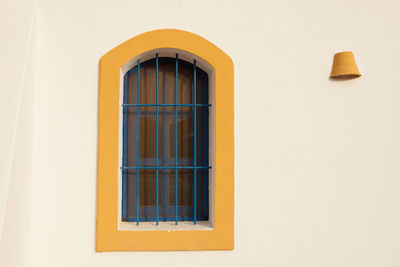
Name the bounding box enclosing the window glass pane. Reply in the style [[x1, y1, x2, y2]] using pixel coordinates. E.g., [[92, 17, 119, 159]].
[[196, 107, 209, 166], [127, 107, 174, 167], [126, 170, 137, 218], [177, 61, 194, 104], [125, 170, 165, 219], [139, 107, 161, 160], [124, 57, 209, 222], [169, 107, 194, 161], [196, 72, 208, 105], [128, 59, 208, 105], [139, 169, 162, 207], [127, 71, 138, 105], [126, 106, 137, 167], [196, 169, 209, 218], [128, 64, 157, 104], [168, 107, 209, 166], [169, 170, 194, 206], [177, 61, 208, 105], [158, 61, 176, 104]]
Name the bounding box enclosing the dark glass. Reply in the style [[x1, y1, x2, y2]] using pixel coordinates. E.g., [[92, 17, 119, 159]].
[[123, 57, 209, 222]]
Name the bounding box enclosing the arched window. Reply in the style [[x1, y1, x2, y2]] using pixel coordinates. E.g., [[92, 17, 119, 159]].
[[97, 29, 233, 251], [121, 55, 210, 224]]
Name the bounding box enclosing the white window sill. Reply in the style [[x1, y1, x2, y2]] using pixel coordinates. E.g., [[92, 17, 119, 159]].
[[119, 220, 213, 231]]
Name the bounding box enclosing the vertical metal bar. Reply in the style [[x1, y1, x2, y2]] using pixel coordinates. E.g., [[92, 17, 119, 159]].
[[175, 54, 178, 225], [156, 53, 159, 226], [122, 74, 128, 220], [193, 60, 197, 225], [136, 60, 140, 225]]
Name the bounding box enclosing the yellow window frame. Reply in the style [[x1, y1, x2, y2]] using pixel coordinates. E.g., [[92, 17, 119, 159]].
[[96, 29, 234, 251]]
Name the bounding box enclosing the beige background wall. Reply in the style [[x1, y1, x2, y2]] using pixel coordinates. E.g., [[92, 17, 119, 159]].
[[2, 0, 400, 266], [0, 0, 35, 266]]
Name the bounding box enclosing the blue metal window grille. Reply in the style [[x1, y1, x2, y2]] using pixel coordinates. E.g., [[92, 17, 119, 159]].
[[121, 55, 210, 225]]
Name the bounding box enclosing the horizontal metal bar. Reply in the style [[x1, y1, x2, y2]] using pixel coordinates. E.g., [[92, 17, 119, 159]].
[[123, 216, 208, 222], [121, 166, 211, 170], [123, 110, 196, 116], [122, 104, 211, 107]]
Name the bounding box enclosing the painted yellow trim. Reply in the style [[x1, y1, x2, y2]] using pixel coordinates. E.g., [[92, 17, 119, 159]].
[[97, 29, 234, 251]]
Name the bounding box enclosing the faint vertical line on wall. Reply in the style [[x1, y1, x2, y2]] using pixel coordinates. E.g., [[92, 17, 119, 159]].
[[0, 6, 36, 241]]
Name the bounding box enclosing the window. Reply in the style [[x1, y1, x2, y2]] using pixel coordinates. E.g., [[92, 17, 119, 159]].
[[121, 55, 210, 224], [97, 29, 234, 251]]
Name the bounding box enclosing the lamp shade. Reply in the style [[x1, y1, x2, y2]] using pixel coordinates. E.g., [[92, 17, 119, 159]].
[[330, 51, 361, 79]]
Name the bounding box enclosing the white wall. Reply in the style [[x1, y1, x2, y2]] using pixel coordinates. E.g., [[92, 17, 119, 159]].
[[29, 0, 400, 266], [0, 0, 36, 266]]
